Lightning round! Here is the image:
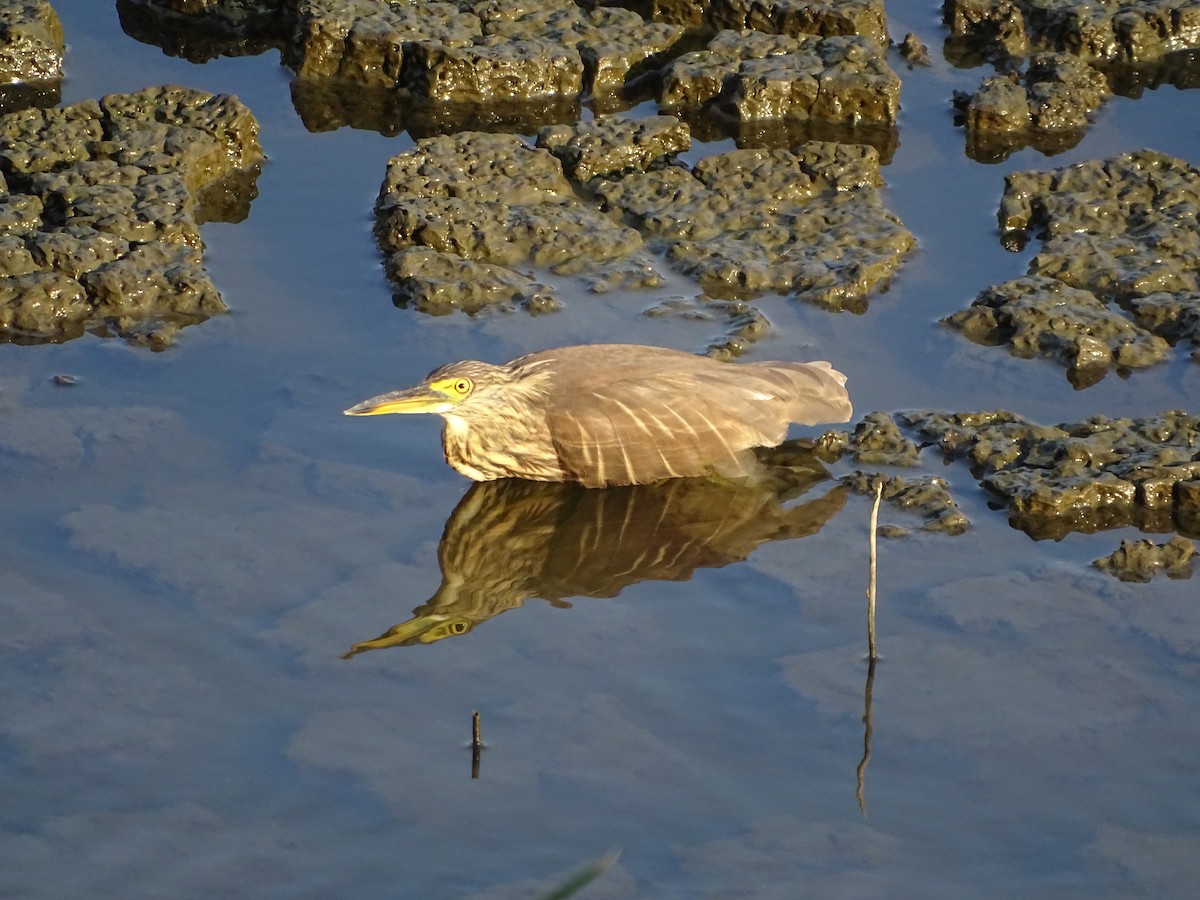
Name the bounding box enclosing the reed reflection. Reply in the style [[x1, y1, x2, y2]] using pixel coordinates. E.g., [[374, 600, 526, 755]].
[[343, 444, 847, 656]]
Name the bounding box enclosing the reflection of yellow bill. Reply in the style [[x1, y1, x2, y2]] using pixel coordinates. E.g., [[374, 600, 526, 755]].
[[341, 616, 473, 658]]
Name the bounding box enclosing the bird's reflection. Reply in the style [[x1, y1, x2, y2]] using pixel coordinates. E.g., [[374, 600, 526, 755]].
[[343, 444, 847, 656]]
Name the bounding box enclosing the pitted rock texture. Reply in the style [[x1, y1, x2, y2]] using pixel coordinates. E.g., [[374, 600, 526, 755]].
[[1093, 534, 1197, 581], [594, 140, 915, 310], [842, 470, 972, 534], [659, 29, 900, 128], [0, 85, 263, 346], [946, 150, 1200, 380], [375, 119, 913, 315], [954, 53, 1111, 162], [289, 0, 684, 99], [901, 409, 1200, 540], [373, 130, 652, 314], [536, 114, 691, 184], [650, 0, 889, 47], [847, 410, 922, 466], [944, 276, 1171, 387], [944, 0, 1200, 64], [0, 0, 63, 83]]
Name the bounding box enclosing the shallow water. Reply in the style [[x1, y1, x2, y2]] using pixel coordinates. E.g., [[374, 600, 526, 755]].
[[3, 2, 1199, 897]]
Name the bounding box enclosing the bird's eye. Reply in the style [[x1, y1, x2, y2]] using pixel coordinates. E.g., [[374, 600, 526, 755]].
[[453, 378, 472, 395]]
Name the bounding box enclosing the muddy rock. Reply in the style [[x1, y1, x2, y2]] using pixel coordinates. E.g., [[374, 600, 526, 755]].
[[1128, 292, 1200, 361], [944, 275, 1171, 386], [480, 3, 684, 95], [643, 294, 772, 358], [384, 248, 558, 315], [948, 150, 1200, 377], [405, 36, 584, 104], [536, 113, 691, 183], [944, 0, 1200, 64], [902, 409, 1200, 540], [954, 54, 1110, 161], [1001, 151, 1200, 302], [660, 30, 900, 128], [288, 0, 682, 102], [594, 140, 913, 309], [289, 0, 480, 86], [1093, 534, 1197, 581], [375, 125, 912, 314], [0, 0, 63, 84], [842, 470, 971, 534], [0, 86, 262, 346], [699, 0, 890, 47], [849, 410, 922, 465], [898, 32, 931, 66], [374, 130, 648, 313]]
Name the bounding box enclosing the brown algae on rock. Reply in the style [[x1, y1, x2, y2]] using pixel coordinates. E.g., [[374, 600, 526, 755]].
[[0, 85, 263, 346]]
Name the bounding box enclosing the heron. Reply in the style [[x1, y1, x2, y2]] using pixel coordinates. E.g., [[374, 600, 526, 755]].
[[344, 343, 852, 488]]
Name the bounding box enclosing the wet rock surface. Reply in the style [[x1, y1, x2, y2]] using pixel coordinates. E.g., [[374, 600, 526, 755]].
[[897, 32, 931, 67], [127, 1, 900, 139], [593, 138, 914, 309], [536, 113, 691, 184], [944, 275, 1171, 387], [0, 0, 63, 115], [0, 0, 63, 83], [1092, 534, 1197, 581], [659, 29, 900, 129], [642, 294, 771, 358], [944, 0, 1200, 64], [946, 150, 1200, 380], [374, 119, 914, 315], [373, 130, 650, 314], [900, 409, 1200, 540], [0, 85, 262, 346], [288, 0, 684, 101], [953, 53, 1110, 162], [843, 470, 972, 534]]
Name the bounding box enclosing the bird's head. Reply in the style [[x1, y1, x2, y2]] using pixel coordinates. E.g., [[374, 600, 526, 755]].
[[344, 360, 505, 418]]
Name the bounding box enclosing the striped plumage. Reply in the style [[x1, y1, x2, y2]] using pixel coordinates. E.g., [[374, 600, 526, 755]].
[[345, 343, 852, 488]]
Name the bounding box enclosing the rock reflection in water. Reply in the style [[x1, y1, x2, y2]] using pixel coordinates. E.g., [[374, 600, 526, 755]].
[[344, 445, 846, 655]]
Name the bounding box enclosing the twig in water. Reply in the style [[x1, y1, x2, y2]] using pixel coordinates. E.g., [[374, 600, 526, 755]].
[[471, 710, 482, 779], [867, 480, 882, 661]]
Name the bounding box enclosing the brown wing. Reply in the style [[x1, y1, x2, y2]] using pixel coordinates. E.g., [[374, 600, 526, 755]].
[[532, 346, 852, 487]]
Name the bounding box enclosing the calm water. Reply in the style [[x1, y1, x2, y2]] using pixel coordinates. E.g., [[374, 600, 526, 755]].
[[3, 2, 1199, 897]]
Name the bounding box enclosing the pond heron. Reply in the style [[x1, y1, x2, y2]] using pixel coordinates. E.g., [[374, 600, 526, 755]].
[[345, 343, 852, 488]]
